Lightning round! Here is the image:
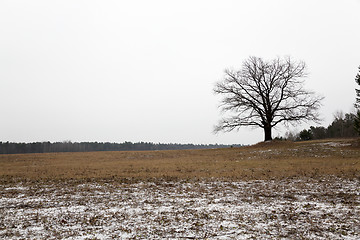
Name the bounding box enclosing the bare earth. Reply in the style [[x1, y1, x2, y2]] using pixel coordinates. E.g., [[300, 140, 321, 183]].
[[0, 139, 359, 239]]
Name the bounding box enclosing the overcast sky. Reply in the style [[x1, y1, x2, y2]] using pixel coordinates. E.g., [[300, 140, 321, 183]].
[[1, 0, 360, 145]]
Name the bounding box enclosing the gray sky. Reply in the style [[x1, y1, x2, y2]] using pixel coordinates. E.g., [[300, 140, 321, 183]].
[[1, 0, 360, 145]]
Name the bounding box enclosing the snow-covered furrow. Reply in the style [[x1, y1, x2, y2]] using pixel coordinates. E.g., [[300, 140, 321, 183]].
[[0, 178, 359, 239]]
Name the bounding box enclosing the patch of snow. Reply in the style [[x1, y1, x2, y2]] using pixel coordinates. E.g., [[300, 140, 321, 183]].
[[319, 142, 352, 147], [0, 178, 359, 239]]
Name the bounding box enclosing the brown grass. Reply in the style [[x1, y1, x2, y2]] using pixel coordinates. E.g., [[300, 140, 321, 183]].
[[0, 138, 359, 183]]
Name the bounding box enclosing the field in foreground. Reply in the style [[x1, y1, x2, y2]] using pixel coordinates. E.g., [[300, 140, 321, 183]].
[[0, 139, 359, 239], [1, 178, 359, 239]]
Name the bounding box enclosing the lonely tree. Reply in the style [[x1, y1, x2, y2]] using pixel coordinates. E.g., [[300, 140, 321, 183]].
[[214, 56, 323, 141]]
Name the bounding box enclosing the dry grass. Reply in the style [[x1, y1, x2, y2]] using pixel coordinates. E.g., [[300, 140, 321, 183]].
[[0, 138, 359, 183]]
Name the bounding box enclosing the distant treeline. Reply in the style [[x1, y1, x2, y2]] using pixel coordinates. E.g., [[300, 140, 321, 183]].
[[0, 141, 242, 154], [284, 112, 359, 141]]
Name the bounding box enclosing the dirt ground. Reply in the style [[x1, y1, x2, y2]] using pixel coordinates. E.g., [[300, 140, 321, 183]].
[[1, 177, 359, 239]]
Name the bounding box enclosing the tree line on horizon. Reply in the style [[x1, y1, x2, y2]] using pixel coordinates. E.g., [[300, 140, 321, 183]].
[[0, 141, 242, 155], [282, 111, 358, 141], [287, 65, 360, 141]]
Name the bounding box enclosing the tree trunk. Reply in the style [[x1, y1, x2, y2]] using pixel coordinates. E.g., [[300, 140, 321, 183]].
[[264, 126, 272, 141]]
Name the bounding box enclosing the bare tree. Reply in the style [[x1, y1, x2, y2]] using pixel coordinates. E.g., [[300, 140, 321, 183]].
[[214, 56, 323, 141]]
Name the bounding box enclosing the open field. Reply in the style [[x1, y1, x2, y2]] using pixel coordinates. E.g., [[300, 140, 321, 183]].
[[1, 138, 360, 239], [0, 138, 360, 182]]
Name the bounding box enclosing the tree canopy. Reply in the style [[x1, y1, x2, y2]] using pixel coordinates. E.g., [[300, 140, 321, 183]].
[[214, 56, 323, 141]]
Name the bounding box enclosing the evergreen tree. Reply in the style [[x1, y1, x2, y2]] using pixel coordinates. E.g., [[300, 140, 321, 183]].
[[299, 129, 313, 141], [355, 111, 360, 135], [355, 66, 360, 135], [355, 66, 360, 108]]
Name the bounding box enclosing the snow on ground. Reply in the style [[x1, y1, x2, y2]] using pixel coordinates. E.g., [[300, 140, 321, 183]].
[[0, 177, 359, 239]]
